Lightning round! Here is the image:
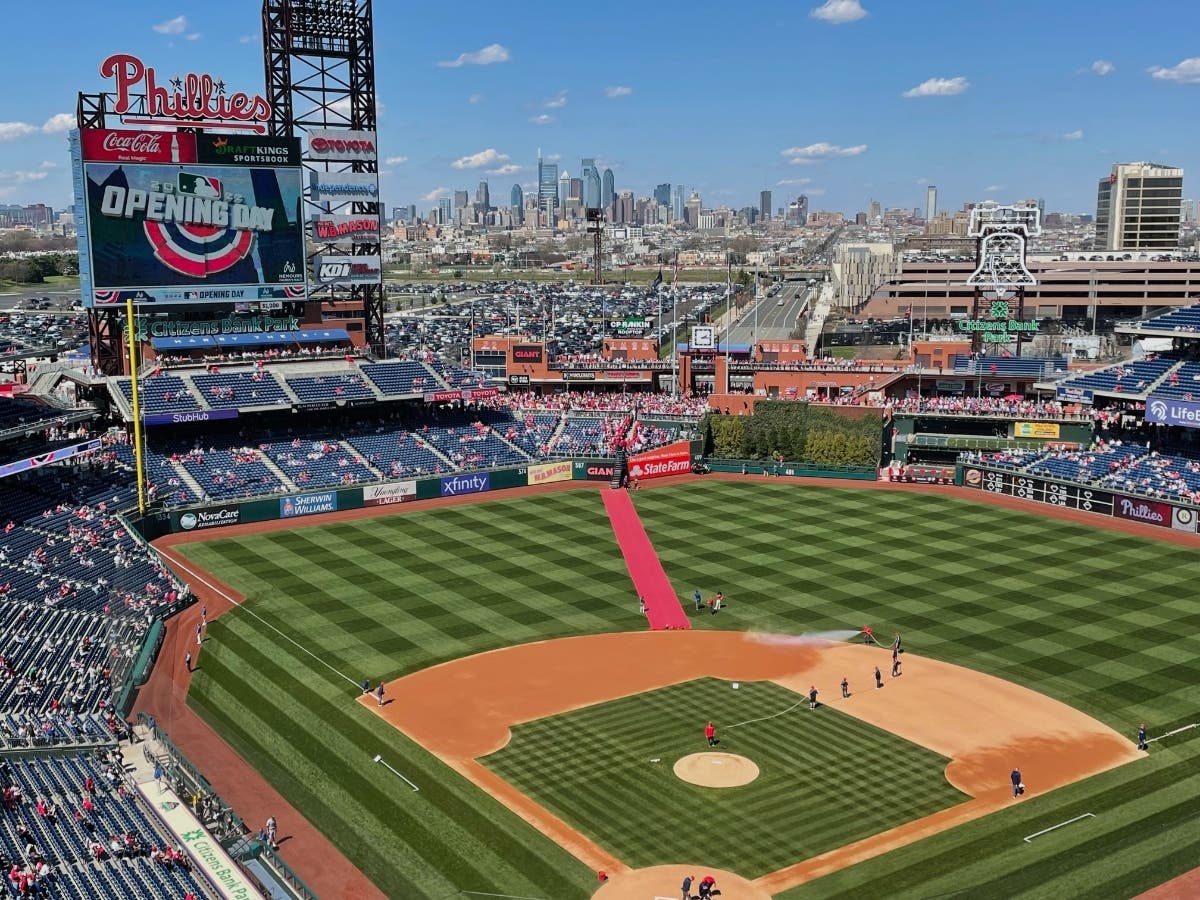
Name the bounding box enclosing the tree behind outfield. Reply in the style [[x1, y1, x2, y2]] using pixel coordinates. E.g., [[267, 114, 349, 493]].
[[701, 401, 882, 466]]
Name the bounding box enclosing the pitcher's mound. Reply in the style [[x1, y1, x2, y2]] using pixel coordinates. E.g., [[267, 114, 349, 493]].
[[673, 752, 760, 788], [594, 864, 768, 899]]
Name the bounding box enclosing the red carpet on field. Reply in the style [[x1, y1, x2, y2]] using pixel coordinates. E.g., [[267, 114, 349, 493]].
[[602, 489, 690, 630]]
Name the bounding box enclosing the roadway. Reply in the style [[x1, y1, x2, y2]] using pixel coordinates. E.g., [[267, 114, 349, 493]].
[[724, 281, 810, 345]]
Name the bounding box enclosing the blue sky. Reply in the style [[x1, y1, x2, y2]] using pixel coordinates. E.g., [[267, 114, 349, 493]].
[[4, 0, 1200, 216]]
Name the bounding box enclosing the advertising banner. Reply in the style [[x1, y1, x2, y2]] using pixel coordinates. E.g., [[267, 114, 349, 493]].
[[508, 375, 530, 386], [562, 371, 596, 382], [363, 481, 417, 507], [440, 472, 490, 497], [627, 440, 692, 481], [577, 461, 614, 481], [0, 438, 103, 480], [600, 371, 645, 381], [306, 129, 378, 161], [1056, 385, 1094, 403], [464, 388, 498, 401], [511, 345, 543, 364], [1113, 494, 1173, 528], [1014, 421, 1061, 439], [312, 214, 381, 244], [935, 380, 967, 392], [1172, 505, 1198, 532], [529, 461, 573, 485], [423, 390, 462, 403], [280, 491, 338, 518], [177, 505, 240, 531], [310, 172, 379, 201], [1145, 396, 1200, 429], [195, 133, 301, 167], [81, 129, 197, 164], [143, 409, 239, 426], [312, 254, 382, 285], [79, 157, 306, 307]]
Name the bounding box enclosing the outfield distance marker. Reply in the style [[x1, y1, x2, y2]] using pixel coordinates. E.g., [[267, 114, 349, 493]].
[[1023, 813, 1094, 843], [372, 753, 419, 792]]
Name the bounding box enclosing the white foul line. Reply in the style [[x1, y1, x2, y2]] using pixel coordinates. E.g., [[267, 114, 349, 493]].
[[162, 550, 361, 689], [1023, 813, 1094, 843], [372, 754, 419, 792], [1145, 723, 1199, 744]]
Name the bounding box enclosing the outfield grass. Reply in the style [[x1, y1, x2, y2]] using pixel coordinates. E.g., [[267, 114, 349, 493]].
[[179, 482, 1200, 899], [484, 677, 965, 876]]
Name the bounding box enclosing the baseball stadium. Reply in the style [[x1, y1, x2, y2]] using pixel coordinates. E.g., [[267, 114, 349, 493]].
[[1, 4, 1200, 900]]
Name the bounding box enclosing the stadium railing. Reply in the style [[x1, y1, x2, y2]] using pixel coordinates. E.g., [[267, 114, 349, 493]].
[[705, 458, 878, 480]]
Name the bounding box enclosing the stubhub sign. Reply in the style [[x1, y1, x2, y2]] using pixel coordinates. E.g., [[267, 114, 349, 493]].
[[1145, 395, 1200, 429]]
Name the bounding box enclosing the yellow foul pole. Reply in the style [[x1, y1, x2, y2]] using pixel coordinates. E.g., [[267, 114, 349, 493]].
[[125, 299, 147, 515]]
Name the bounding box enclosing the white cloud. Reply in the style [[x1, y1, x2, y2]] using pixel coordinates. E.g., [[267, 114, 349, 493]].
[[776, 178, 812, 186], [437, 43, 510, 68], [529, 114, 555, 126], [806, 188, 827, 196], [781, 142, 867, 164], [1148, 57, 1200, 84], [41, 114, 74, 134], [239, 35, 257, 44], [902, 76, 969, 98], [422, 187, 450, 202], [1062, 129, 1084, 140], [0, 168, 51, 184], [810, 0, 867, 25], [604, 86, 633, 98], [468, 93, 485, 105], [1088, 60, 1114, 76], [916, 177, 928, 185], [0, 123, 38, 142], [541, 90, 568, 109], [451, 148, 509, 170], [545, 153, 561, 162], [984, 184, 1005, 193], [152, 15, 188, 35], [384, 155, 409, 165], [488, 164, 523, 176], [186, 33, 202, 41]]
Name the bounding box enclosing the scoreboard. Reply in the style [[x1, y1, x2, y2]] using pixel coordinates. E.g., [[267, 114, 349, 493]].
[[963, 467, 1115, 515]]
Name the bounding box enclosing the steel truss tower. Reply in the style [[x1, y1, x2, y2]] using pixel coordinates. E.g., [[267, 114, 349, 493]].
[[262, 0, 385, 355]]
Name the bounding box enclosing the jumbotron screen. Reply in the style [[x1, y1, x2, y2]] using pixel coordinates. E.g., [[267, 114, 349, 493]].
[[73, 129, 307, 307]]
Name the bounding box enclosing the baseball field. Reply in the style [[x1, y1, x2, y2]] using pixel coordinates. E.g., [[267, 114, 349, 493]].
[[168, 480, 1200, 899]]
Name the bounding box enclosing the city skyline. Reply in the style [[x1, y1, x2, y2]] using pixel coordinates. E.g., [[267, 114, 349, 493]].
[[2, 0, 1200, 215]]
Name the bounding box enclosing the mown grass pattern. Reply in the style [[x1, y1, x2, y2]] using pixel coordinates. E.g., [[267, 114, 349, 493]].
[[484, 678, 965, 877], [180, 482, 1200, 899]]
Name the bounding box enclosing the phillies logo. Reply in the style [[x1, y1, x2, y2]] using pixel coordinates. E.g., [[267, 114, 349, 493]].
[[100, 53, 272, 133]]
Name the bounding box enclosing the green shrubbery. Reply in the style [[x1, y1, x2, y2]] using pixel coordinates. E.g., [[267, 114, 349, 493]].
[[702, 401, 882, 465]]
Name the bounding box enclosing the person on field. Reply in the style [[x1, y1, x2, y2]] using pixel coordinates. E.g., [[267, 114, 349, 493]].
[[841, 676, 850, 699], [694, 590, 704, 612], [808, 686, 818, 710], [874, 666, 883, 689], [705, 721, 718, 747], [375, 682, 385, 707], [891, 657, 901, 677], [1138, 723, 1148, 751], [681, 874, 694, 900], [1011, 767, 1024, 797]]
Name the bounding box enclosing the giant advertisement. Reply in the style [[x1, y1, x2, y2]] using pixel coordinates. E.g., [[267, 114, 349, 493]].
[[76, 129, 307, 307]]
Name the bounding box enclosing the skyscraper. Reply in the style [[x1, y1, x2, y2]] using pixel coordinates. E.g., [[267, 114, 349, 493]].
[[559, 171, 572, 214], [437, 197, 452, 224], [759, 190, 772, 221], [602, 168, 615, 209], [654, 183, 671, 207], [581, 158, 601, 209], [510, 183, 523, 223], [476, 180, 490, 211], [454, 190, 469, 210], [537, 152, 559, 214], [673, 185, 684, 222], [869, 200, 881, 223], [925, 185, 937, 223], [1094, 161, 1184, 251], [686, 192, 702, 228]]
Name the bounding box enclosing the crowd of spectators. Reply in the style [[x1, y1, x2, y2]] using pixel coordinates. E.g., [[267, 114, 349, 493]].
[[890, 397, 1075, 418], [484, 390, 709, 418]]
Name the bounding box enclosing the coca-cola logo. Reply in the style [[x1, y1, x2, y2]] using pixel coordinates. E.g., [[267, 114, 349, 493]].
[[100, 52, 272, 133], [102, 132, 162, 153]]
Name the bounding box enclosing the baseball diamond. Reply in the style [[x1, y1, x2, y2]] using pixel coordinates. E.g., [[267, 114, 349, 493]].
[[158, 478, 1200, 899]]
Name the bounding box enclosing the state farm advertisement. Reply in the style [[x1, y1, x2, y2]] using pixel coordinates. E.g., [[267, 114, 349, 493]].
[[364, 481, 417, 507], [627, 440, 692, 481]]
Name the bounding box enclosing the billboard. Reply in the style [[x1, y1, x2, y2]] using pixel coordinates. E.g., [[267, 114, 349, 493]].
[[628, 440, 692, 480], [1145, 396, 1200, 429], [363, 481, 417, 506], [1014, 421, 1061, 439], [310, 172, 379, 201], [312, 255, 382, 285], [195, 133, 301, 167], [306, 129, 378, 161], [143, 409, 239, 427], [529, 461, 573, 485], [76, 131, 307, 307], [280, 491, 338, 518], [440, 472, 490, 497], [177, 505, 241, 531], [312, 214, 380, 244], [512, 345, 543, 364]]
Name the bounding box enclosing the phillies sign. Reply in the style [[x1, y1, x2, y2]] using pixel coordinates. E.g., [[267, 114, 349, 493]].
[[100, 53, 272, 134]]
